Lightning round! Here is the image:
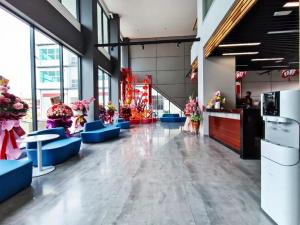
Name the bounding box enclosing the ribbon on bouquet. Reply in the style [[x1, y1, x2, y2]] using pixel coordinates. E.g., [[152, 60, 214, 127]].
[[0, 120, 22, 160], [46, 118, 73, 136], [74, 115, 87, 128]]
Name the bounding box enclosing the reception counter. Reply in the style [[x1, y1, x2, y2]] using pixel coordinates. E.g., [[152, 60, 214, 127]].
[[203, 109, 262, 159]]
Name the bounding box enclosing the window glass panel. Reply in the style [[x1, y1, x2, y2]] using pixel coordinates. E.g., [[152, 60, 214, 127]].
[[35, 30, 61, 130], [97, 4, 103, 45], [0, 8, 33, 133], [203, 0, 214, 19], [103, 72, 110, 105], [63, 47, 79, 105], [61, 0, 77, 19], [103, 13, 109, 52], [170, 102, 182, 116], [98, 69, 104, 105]]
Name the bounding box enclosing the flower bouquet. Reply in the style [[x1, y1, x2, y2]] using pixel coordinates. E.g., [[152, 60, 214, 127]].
[[106, 101, 116, 124], [207, 91, 226, 109], [119, 103, 132, 121], [71, 97, 95, 129], [0, 75, 29, 159], [183, 96, 203, 134], [46, 103, 73, 136], [99, 104, 107, 123]]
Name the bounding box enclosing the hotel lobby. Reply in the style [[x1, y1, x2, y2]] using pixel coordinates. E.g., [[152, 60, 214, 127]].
[[0, 0, 299, 225]]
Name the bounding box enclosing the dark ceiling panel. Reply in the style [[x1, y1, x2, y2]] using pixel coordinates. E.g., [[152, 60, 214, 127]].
[[210, 0, 299, 71]]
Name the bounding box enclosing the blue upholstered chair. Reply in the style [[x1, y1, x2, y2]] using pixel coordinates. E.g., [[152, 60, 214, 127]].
[[0, 159, 32, 202], [160, 114, 186, 122], [81, 121, 120, 143], [26, 128, 81, 166], [116, 121, 130, 129]]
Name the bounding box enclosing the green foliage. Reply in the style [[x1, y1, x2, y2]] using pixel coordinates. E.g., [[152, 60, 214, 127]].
[[191, 114, 202, 122]]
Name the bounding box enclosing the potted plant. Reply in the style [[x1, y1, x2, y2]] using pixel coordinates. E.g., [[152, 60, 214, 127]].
[[191, 114, 202, 134]]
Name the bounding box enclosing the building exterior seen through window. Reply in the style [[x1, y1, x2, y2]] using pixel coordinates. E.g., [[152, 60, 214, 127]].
[[97, 2, 110, 53], [58, 0, 78, 19], [0, 6, 80, 132], [98, 69, 111, 106]]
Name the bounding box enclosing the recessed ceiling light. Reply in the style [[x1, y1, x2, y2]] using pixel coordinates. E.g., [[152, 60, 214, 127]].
[[274, 11, 292, 16], [251, 58, 284, 62], [268, 29, 299, 34], [262, 65, 289, 68], [289, 61, 299, 64], [219, 42, 261, 47], [283, 2, 299, 7], [222, 52, 259, 56]]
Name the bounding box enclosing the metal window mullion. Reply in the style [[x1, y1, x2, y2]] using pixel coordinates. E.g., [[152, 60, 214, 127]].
[[78, 56, 82, 99], [59, 45, 64, 102], [30, 27, 37, 131]]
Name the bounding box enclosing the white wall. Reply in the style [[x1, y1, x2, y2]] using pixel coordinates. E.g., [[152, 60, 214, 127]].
[[203, 56, 236, 108], [241, 70, 300, 101], [195, 0, 237, 108], [130, 39, 197, 109]]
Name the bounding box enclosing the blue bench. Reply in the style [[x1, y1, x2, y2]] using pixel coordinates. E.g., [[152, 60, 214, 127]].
[[0, 159, 32, 202], [116, 121, 130, 129], [160, 114, 186, 122], [26, 128, 81, 166], [81, 121, 120, 143]]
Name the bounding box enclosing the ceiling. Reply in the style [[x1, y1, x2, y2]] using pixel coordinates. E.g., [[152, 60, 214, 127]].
[[103, 0, 197, 39], [210, 0, 299, 71]]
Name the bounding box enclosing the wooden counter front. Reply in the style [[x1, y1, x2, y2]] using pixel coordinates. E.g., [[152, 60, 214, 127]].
[[209, 116, 241, 152]]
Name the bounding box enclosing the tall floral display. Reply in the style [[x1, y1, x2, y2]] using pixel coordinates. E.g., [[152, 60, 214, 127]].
[[121, 68, 155, 124], [0, 76, 29, 159], [71, 97, 95, 130], [183, 96, 202, 134], [46, 103, 73, 136], [106, 101, 116, 124]]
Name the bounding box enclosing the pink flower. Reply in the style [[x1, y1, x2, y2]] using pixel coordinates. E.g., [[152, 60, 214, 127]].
[[13, 102, 24, 110]]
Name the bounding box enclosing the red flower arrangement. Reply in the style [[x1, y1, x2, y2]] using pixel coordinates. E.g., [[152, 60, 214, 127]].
[[46, 103, 73, 136], [0, 92, 29, 120], [0, 75, 29, 160], [71, 97, 95, 129]]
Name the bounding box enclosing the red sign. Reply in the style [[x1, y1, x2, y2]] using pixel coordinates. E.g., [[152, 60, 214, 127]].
[[236, 71, 247, 80], [281, 69, 298, 81]]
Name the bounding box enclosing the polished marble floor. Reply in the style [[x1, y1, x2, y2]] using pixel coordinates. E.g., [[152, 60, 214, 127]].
[[0, 123, 274, 225]]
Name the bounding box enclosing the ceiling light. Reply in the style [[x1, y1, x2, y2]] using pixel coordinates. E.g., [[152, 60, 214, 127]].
[[283, 2, 299, 7], [262, 65, 289, 69], [267, 29, 299, 34], [222, 52, 259, 56], [274, 11, 292, 16], [219, 42, 261, 47], [251, 58, 284, 62], [289, 61, 299, 64]]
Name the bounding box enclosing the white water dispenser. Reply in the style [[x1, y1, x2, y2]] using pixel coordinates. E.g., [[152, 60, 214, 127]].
[[261, 89, 300, 225]]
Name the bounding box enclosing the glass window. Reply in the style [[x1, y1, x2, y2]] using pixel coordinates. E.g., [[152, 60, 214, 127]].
[[59, 0, 78, 19], [97, 2, 110, 53], [98, 70, 104, 105], [63, 47, 79, 105], [151, 88, 183, 117], [0, 7, 33, 133], [97, 4, 103, 46], [103, 72, 110, 104], [103, 13, 109, 52], [170, 102, 182, 115], [98, 69, 111, 106], [35, 30, 61, 130], [203, 0, 214, 19]]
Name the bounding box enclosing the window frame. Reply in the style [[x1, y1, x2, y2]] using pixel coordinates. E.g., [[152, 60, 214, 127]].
[[57, 0, 80, 20], [98, 68, 111, 106], [0, 5, 82, 131], [97, 1, 110, 54]]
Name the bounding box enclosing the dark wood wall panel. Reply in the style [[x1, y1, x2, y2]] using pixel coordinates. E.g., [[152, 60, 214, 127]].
[[209, 116, 240, 152]]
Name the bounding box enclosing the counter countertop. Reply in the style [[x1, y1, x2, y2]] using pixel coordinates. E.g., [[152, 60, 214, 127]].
[[205, 109, 241, 114]]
